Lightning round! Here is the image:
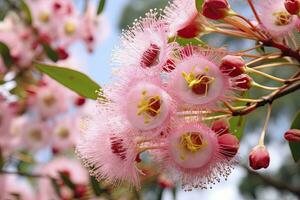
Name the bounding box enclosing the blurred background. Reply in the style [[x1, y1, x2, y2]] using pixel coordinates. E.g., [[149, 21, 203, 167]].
[[0, 0, 299, 199]]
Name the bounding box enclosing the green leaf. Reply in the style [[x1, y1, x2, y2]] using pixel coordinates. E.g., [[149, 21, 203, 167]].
[[230, 116, 246, 140], [0, 148, 4, 169], [19, 0, 32, 24], [42, 44, 59, 62], [173, 36, 206, 46], [0, 42, 13, 68], [289, 111, 300, 162], [97, 0, 106, 15], [59, 172, 76, 190], [51, 178, 62, 197], [195, 0, 204, 12], [35, 63, 101, 100]]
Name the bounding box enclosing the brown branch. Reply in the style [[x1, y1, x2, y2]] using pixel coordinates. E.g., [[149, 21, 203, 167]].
[[241, 164, 300, 197]]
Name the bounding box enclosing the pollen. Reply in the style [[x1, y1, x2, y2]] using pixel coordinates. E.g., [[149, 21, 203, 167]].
[[137, 90, 161, 124], [273, 11, 292, 26], [64, 22, 76, 35]]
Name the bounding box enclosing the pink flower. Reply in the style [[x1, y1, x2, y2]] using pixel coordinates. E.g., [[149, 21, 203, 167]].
[[249, 145, 270, 170], [217, 133, 239, 158], [211, 119, 230, 135], [10, 115, 51, 152], [167, 46, 230, 108], [38, 157, 89, 200], [256, 0, 300, 38], [284, 0, 300, 15], [163, 0, 209, 38], [76, 112, 141, 187], [157, 121, 236, 190], [112, 10, 177, 72]]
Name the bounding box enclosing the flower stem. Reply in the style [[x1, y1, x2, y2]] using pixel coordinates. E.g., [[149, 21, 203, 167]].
[[253, 62, 298, 70], [252, 81, 280, 91], [259, 104, 272, 146], [246, 67, 286, 83], [225, 96, 261, 103]]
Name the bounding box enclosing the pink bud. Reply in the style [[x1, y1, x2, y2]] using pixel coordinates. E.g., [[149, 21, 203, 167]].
[[220, 55, 245, 77], [249, 146, 270, 170], [212, 119, 230, 135], [177, 14, 203, 38], [202, 0, 230, 20], [218, 133, 239, 158], [284, 0, 300, 15], [231, 75, 252, 90], [284, 129, 300, 142]]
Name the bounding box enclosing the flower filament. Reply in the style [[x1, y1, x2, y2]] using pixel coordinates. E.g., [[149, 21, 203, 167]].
[[137, 90, 161, 124], [181, 132, 208, 153], [273, 11, 292, 26]]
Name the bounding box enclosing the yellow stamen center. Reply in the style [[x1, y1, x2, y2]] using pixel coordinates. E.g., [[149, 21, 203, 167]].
[[273, 11, 292, 26], [137, 90, 161, 124], [57, 127, 70, 139], [43, 94, 56, 107], [64, 22, 76, 35], [38, 12, 50, 23], [181, 132, 208, 153]]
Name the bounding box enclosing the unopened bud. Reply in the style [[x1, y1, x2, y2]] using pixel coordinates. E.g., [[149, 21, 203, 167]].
[[75, 96, 86, 106], [218, 133, 239, 158], [220, 55, 245, 77], [249, 145, 270, 170], [177, 14, 203, 38], [202, 0, 230, 20], [231, 75, 252, 91], [212, 119, 230, 135], [284, 129, 300, 142], [284, 0, 300, 15]]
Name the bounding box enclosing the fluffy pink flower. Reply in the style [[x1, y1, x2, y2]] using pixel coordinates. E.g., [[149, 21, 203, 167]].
[[38, 157, 89, 200], [112, 10, 177, 72], [157, 121, 236, 190], [257, 0, 300, 38], [105, 67, 174, 135], [10, 115, 51, 152], [76, 111, 141, 187], [167, 46, 231, 108], [163, 0, 209, 38]]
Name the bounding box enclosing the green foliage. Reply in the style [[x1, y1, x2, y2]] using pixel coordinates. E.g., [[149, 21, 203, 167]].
[[0, 148, 4, 170], [171, 36, 206, 46], [0, 42, 13, 68], [230, 116, 246, 140], [51, 178, 62, 197], [195, 0, 204, 12], [35, 63, 102, 100], [59, 171, 76, 190], [97, 0, 106, 15], [91, 176, 106, 196], [42, 44, 59, 62], [289, 111, 300, 162], [19, 0, 32, 24]]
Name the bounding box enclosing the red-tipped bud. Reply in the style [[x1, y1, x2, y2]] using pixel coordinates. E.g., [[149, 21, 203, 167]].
[[218, 133, 239, 158], [220, 55, 245, 77], [75, 96, 86, 106], [284, 129, 300, 142], [249, 146, 270, 170], [284, 0, 300, 15], [56, 47, 69, 60], [231, 75, 252, 91], [74, 184, 87, 198], [212, 119, 230, 135], [202, 0, 230, 20], [177, 14, 203, 38]]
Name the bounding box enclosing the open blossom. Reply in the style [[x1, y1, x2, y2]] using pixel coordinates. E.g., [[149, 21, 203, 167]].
[[157, 121, 237, 191], [38, 157, 89, 200], [163, 0, 210, 38], [256, 0, 300, 38], [112, 10, 177, 73], [76, 111, 141, 187]]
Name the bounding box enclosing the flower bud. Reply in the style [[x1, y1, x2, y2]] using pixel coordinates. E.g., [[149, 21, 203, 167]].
[[74, 184, 87, 198], [284, 129, 300, 142], [202, 0, 230, 20], [231, 75, 252, 91], [56, 47, 69, 60], [249, 145, 270, 170], [218, 133, 239, 158], [284, 0, 300, 15], [177, 14, 203, 38], [75, 96, 86, 106], [220, 55, 245, 77], [212, 119, 230, 135]]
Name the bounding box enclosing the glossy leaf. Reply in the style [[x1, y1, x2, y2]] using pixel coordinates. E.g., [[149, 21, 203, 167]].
[[20, 0, 32, 24], [0, 42, 13, 68], [196, 0, 204, 12], [289, 111, 300, 162], [42, 44, 59, 62], [97, 0, 106, 15], [230, 116, 246, 140], [35, 63, 102, 100]]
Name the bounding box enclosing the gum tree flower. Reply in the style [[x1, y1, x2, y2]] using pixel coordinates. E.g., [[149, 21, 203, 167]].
[[249, 145, 270, 170]]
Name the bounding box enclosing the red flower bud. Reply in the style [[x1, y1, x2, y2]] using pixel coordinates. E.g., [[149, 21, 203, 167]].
[[177, 14, 203, 38], [212, 119, 230, 135], [202, 0, 230, 20], [231, 75, 252, 91], [56, 47, 69, 60], [220, 55, 245, 77], [249, 146, 270, 170], [284, 129, 300, 142], [218, 133, 239, 158], [75, 96, 86, 106], [284, 0, 300, 15]]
